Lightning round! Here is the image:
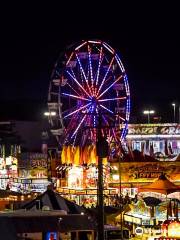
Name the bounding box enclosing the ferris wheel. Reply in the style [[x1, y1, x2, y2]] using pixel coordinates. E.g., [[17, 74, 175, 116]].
[[48, 40, 130, 148]]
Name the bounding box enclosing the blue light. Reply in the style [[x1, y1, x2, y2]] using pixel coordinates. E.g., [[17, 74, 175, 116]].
[[46, 232, 57, 240]]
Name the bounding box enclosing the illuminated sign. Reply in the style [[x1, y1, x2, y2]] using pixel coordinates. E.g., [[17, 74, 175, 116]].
[[128, 124, 180, 135], [130, 165, 164, 179], [75, 190, 86, 195], [31, 159, 47, 168], [30, 153, 47, 168], [111, 161, 180, 183], [87, 189, 97, 195], [124, 215, 141, 224]]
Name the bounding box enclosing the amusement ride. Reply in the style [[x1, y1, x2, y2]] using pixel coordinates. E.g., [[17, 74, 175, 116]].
[[48, 39, 130, 158], [47, 40, 130, 206]]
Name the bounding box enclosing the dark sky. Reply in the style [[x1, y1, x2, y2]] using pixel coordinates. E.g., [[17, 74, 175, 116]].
[[0, 2, 179, 122]]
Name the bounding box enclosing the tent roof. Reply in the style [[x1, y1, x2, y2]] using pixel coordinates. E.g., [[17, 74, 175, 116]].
[[21, 189, 84, 214], [0, 211, 95, 233], [143, 196, 162, 206], [139, 174, 180, 194]]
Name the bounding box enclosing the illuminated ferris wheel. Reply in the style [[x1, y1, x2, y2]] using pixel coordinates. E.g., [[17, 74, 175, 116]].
[[48, 40, 130, 148]]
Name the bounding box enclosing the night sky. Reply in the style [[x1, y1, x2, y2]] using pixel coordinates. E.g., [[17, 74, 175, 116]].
[[0, 2, 179, 122]]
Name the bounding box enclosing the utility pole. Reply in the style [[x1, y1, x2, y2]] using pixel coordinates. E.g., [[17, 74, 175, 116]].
[[118, 153, 123, 239], [96, 115, 108, 240]]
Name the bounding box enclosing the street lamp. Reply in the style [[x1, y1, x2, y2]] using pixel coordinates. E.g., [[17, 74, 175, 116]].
[[44, 111, 56, 116], [143, 110, 155, 123], [172, 103, 176, 123]]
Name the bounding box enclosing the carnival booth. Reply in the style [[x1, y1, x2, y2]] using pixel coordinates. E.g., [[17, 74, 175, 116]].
[[0, 156, 18, 190], [57, 145, 118, 206], [16, 152, 49, 193]]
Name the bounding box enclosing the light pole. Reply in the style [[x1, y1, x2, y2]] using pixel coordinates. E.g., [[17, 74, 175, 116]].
[[172, 103, 176, 123], [118, 153, 123, 240], [143, 110, 155, 124], [96, 115, 108, 240]]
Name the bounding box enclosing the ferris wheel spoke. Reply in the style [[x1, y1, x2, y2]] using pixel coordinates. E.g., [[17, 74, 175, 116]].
[[99, 96, 127, 102], [102, 115, 109, 126], [75, 53, 93, 95], [88, 45, 94, 94], [66, 70, 90, 97], [63, 102, 91, 119], [93, 115, 96, 128], [112, 128, 118, 142], [62, 92, 90, 102], [65, 108, 86, 142], [66, 82, 83, 97], [71, 115, 87, 138], [97, 56, 114, 96], [118, 115, 126, 122], [66, 51, 74, 66], [97, 75, 123, 99], [95, 46, 103, 90], [99, 104, 114, 114]]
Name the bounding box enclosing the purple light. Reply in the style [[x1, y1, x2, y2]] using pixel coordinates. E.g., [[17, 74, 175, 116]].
[[112, 128, 118, 142], [75, 53, 92, 95], [62, 92, 90, 101], [66, 82, 82, 96], [102, 42, 114, 54], [66, 52, 74, 66], [97, 75, 123, 99], [102, 115, 109, 126], [93, 115, 96, 127], [119, 116, 125, 121], [99, 96, 126, 102], [75, 41, 87, 51], [95, 46, 103, 91], [88, 45, 94, 95], [66, 70, 90, 97], [64, 102, 91, 119], [71, 115, 86, 138], [97, 56, 115, 96], [100, 104, 114, 114]]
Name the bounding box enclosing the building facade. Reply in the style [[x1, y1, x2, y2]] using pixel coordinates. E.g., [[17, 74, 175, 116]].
[[126, 123, 180, 158]]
